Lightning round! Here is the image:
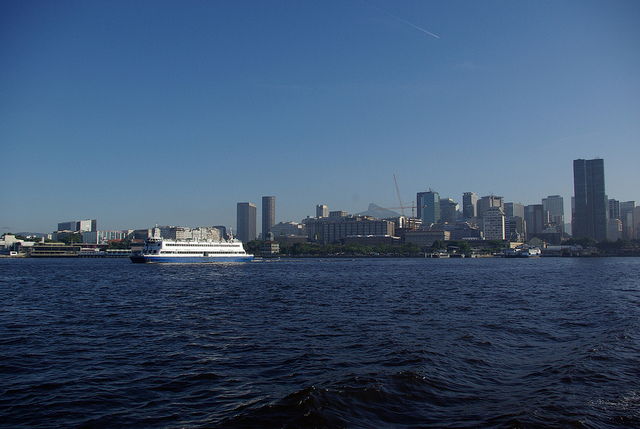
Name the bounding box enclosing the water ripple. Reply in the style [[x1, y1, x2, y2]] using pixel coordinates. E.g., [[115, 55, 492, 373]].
[[1, 257, 639, 427]]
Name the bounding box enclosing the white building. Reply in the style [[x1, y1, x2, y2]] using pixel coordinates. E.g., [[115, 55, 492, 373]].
[[483, 206, 506, 240], [82, 230, 128, 244], [270, 221, 306, 237], [606, 218, 623, 242], [157, 226, 223, 241], [316, 204, 329, 218]]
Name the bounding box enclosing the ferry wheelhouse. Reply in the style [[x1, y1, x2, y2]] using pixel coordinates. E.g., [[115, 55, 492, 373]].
[[130, 238, 253, 263]]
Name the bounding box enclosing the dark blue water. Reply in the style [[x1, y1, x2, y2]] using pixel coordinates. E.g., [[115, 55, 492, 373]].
[[1, 258, 639, 428]]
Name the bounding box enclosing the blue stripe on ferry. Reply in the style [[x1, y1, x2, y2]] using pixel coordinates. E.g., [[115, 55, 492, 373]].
[[140, 256, 253, 263]]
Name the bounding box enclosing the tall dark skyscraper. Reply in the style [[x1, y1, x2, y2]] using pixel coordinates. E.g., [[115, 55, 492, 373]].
[[525, 204, 545, 239], [417, 190, 440, 224], [262, 196, 275, 239], [573, 158, 607, 241], [236, 202, 256, 243], [462, 192, 478, 219]]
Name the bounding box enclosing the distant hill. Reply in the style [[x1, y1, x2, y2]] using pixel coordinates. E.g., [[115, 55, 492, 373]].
[[15, 232, 48, 238], [355, 203, 400, 219]]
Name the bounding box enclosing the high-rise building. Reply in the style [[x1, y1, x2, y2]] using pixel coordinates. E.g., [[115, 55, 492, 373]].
[[620, 201, 636, 240], [477, 195, 503, 220], [305, 216, 395, 244], [608, 199, 620, 220], [525, 204, 545, 238], [462, 192, 478, 219], [607, 218, 623, 241], [542, 195, 565, 233], [57, 219, 97, 232], [316, 204, 329, 218], [483, 207, 505, 240], [417, 190, 440, 225], [236, 202, 257, 243], [505, 216, 526, 242], [504, 202, 526, 241], [573, 158, 607, 241], [262, 196, 275, 238], [504, 202, 525, 219], [57, 221, 77, 231], [439, 198, 458, 224]]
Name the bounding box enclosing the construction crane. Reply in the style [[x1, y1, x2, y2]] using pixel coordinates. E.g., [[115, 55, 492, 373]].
[[391, 174, 416, 217], [393, 174, 405, 216]]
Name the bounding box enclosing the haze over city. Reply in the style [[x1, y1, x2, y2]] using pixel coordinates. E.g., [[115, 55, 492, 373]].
[[2, 0, 639, 232]]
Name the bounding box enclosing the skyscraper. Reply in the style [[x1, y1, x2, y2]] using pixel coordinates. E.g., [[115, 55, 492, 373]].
[[504, 202, 525, 219], [483, 206, 506, 240], [417, 190, 440, 225], [262, 196, 275, 239], [620, 201, 636, 240], [525, 204, 545, 238], [316, 204, 328, 218], [477, 195, 503, 219], [504, 202, 526, 241], [236, 202, 256, 243], [439, 198, 458, 224], [462, 192, 478, 219], [573, 158, 607, 241], [608, 199, 620, 221], [542, 195, 564, 233]]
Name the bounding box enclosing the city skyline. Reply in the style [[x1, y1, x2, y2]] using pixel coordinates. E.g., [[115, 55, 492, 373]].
[[2, 1, 639, 232], [2, 159, 637, 234]]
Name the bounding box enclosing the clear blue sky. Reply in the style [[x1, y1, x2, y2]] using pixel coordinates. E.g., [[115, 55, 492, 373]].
[[2, 0, 639, 233]]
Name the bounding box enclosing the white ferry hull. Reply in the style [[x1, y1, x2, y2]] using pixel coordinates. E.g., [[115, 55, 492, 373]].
[[131, 255, 253, 263]]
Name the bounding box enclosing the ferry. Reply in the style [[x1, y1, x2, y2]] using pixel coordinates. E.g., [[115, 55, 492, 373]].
[[130, 237, 253, 263]]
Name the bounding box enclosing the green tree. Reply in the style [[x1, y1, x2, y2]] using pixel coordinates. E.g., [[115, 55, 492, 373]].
[[431, 240, 444, 250], [60, 233, 83, 244]]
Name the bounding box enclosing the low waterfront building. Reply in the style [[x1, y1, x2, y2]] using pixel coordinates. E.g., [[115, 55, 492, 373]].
[[306, 215, 394, 244], [0, 234, 36, 254], [274, 235, 308, 246], [29, 243, 82, 257], [329, 210, 348, 218], [343, 235, 401, 246], [542, 245, 585, 257], [260, 240, 280, 257], [271, 221, 306, 237], [441, 222, 482, 241], [404, 230, 450, 249], [82, 230, 128, 244]]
